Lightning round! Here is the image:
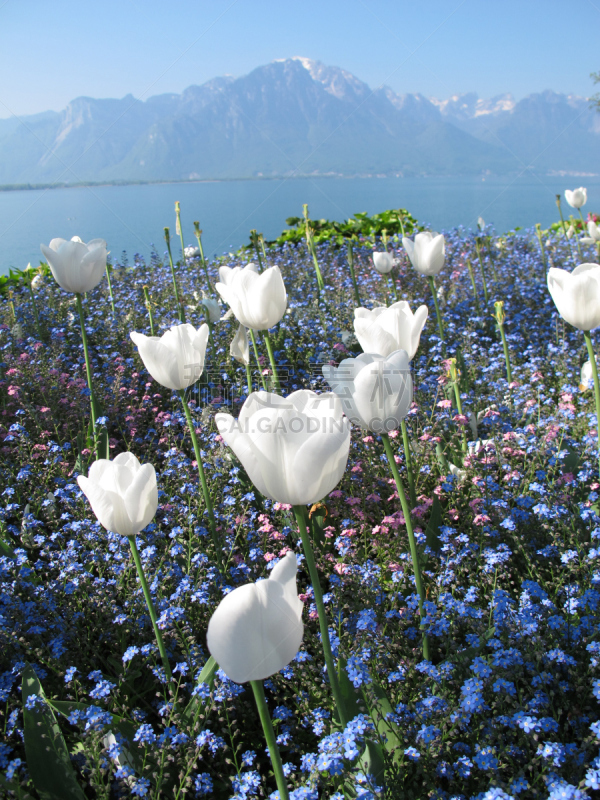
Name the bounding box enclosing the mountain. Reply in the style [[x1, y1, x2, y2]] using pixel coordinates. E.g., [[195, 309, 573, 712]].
[[0, 58, 598, 184]]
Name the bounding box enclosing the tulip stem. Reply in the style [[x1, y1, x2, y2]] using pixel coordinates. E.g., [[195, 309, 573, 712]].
[[388, 273, 399, 303], [428, 276, 445, 345], [245, 364, 253, 396], [346, 241, 361, 307], [293, 505, 349, 727], [75, 293, 108, 460], [193, 222, 213, 293], [25, 274, 43, 341], [400, 420, 416, 507], [497, 321, 513, 386], [381, 434, 430, 661], [128, 536, 173, 684], [263, 331, 281, 392], [535, 223, 547, 273], [143, 286, 156, 336], [474, 239, 489, 303], [164, 227, 186, 323], [179, 391, 221, 568], [555, 195, 577, 267], [250, 680, 290, 800], [249, 330, 268, 391], [466, 259, 480, 314], [104, 263, 116, 315], [584, 330, 600, 479]]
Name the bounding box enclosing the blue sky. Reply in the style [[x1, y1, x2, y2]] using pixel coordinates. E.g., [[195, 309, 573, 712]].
[[1, 0, 599, 118]]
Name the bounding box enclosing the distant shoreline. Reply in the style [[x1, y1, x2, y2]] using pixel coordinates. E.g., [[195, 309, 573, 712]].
[[2, 171, 599, 193]]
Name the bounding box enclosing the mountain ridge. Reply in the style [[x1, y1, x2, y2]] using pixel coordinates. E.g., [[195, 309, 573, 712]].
[[0, 57, 597, 184]]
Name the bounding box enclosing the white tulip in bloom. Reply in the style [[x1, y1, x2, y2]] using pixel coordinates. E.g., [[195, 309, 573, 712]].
[[215, 390, 350, 505], [40, 236, 107, 294], [200, 292, 221, 324], [547, 264, 600, 331], [130, 323, 209, 390], [215, 262, 287, 330], [206, 551, 303, 683], [581, 221, 600, 246], [353, 301, 428, 360], [565, 187, 587, 209], [372, 251, 395, 274], [184, 245, 200, 259], [322, 350, 412, 434], [230, 324, 250, 366], [77, 452, 158, 538], [402, 231, 445, 277]]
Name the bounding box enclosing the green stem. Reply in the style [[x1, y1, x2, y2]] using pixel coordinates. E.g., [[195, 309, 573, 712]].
[[474, 239, 489, 302], [250, 230, 263, 271], [76, 293, 108, 460], [451, 381, 468, 454], [535, 223, 547, 272], [259, 233, 268, 264], [245, 363, 253, 396], [381, 434, 430, 661], [193, 223, 213, 293], [584, 330, 600, 479], [400, 420, 416, 507], [498, 322, 513, 385], [293, 506, 349, 726], [105, 264, 116, 315], [263, 330, 281, 392], [466, 259, 480, 313], [26, 278, 43, 341], [577, 209, 587, 260], [164, 227, 185, 323], [249, 329, 268, 391], [250, 681, 289, 800], [128, 536, 172, 684], [388, 273, 399, 303], [346, 240, 361, 307], [428, 276, 445, 343], [175, 201, 187, 274], [556, 195, 577, 267], [179, 391, 221, 568], [143, 286, 156, 336]]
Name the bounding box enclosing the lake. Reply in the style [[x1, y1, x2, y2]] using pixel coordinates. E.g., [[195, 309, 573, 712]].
[[1, 174, 599, 274]]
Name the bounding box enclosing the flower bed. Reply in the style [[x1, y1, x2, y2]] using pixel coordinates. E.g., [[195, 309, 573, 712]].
[[1, 217, 600, 799]]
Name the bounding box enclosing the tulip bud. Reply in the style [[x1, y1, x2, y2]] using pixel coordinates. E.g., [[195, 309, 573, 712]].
[[402, 232, 445, 277], [206, 551, 303, 683], [372, 251, 394, 274], [494, 300, 506, 327]]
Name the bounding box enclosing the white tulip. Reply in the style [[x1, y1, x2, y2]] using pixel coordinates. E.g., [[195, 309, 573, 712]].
[[547, 264, 600, 331], [372, 252, 394, 274], [216, 263, 287, 330], [448, 463, 467, 483], [40, 236, 107, 294], [581, 221, 600, 246], [230, 324, 250, 366], [402, 232, 445, 276], [322, 350, 412, 434], [215, 390, 350, 505], [354, 301, 428, 360], [206, 551, 303, 683], [565, 187, 587, 209], [200, 292, 221, 324], [184, 245, 200, 259], [130, 323, 209, 390], [581, 357, 598, 390], [77, 452, 158, 538]]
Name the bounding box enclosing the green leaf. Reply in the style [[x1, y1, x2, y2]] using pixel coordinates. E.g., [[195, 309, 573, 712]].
[[180, 655, 219, 730], [336, 655, 361, 724], [425, 496, 443, 553], [22, 664, 85, 800]]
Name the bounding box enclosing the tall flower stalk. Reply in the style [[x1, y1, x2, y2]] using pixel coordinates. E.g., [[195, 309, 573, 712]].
[[179, 390, 221, 568], [263, 331, 281, 392], [428, 276, 445, 343], [303, 205, 325, 293], [347, 239, 361, 307], [466, 259, 480, 313], [250, 681, 290, 799], [76, 293, 108, 460], [293, 505, 348, 726], [193, 221, 213, 292], [381, 434, 430, 660], [164, 227, 185, 323], [474, 238, 489, 303], [249, 329, 268, 391], [494, 301, 513, 386], [584, 331, 600, 479], [143, 286, 156, 336]]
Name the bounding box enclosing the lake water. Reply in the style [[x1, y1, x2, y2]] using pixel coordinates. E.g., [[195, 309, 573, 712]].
[[1, 175, 599, 274]]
